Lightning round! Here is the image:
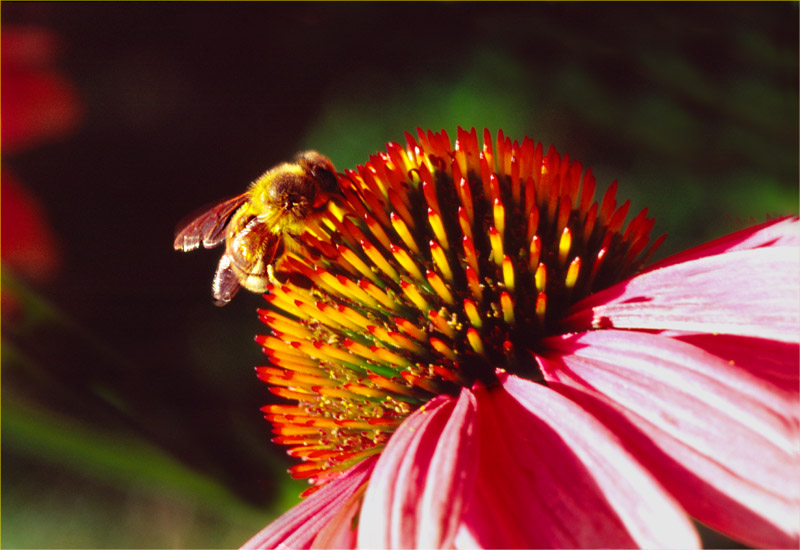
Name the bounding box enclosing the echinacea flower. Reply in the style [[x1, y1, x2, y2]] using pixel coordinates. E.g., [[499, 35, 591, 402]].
[[2, 26, 81, 315], [1, 26, 83, 153], [243, 128, 798, 549]]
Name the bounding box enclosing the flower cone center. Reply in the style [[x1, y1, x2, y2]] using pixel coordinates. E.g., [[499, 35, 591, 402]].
[[257, 128, 662, 488]]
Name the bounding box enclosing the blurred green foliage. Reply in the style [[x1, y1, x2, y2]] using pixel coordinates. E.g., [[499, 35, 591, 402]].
[[1, 2, 796, 548]]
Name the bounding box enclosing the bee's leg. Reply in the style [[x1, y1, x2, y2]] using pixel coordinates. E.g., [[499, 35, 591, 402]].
[[212, 255, 241, 306], [266, 238, 286, 284]]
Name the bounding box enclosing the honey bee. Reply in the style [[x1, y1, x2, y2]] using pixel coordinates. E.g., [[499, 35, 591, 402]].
[[174, 151, 339, 305]]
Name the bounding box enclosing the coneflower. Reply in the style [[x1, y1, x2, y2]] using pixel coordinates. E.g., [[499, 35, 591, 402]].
[[244, 128, 798, 549]]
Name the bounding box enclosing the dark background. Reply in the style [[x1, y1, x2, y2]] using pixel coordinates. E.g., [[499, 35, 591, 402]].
[[2, 3, 797, 548]]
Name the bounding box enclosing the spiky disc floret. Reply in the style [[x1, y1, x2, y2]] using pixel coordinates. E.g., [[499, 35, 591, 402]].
[[256, 127, 663, 491]]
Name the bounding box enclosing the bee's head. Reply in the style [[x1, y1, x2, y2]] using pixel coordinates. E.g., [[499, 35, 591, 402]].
[[294, 150, 340, 203]]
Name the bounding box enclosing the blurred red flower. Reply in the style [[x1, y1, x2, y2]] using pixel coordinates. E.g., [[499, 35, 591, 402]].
[[1, 25, 82, 152], [2, 25, 83, 309]]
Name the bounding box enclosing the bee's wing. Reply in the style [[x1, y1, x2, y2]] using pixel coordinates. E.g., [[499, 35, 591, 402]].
[[212, 254, 241, 306], [174, 193, 249, 252]]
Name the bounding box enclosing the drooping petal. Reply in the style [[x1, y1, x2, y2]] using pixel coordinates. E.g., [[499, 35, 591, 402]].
[[311, 483, 366, 549], [670, 331, 799, 395], [241, 456, 376, 549], [456, 376, 699, 549], [562, 245, 799, 343], [538, 329, 799, 548], [357, 390, 479, 549], [647, 216, 799, 270]]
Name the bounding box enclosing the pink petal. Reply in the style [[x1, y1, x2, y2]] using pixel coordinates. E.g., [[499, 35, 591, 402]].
[[456, 377, 699, 548], [358, 390, 478, 549], [539, 329, 799, 547], [647, 216, 799, 270], [670, 332, 799, 395], [563, 245, 799, 343], [241, 456, 376, 549], [311, 483, 366, 549]]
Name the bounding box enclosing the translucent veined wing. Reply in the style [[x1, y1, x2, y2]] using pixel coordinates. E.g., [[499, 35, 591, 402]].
[[173, 193, 248, 252]]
